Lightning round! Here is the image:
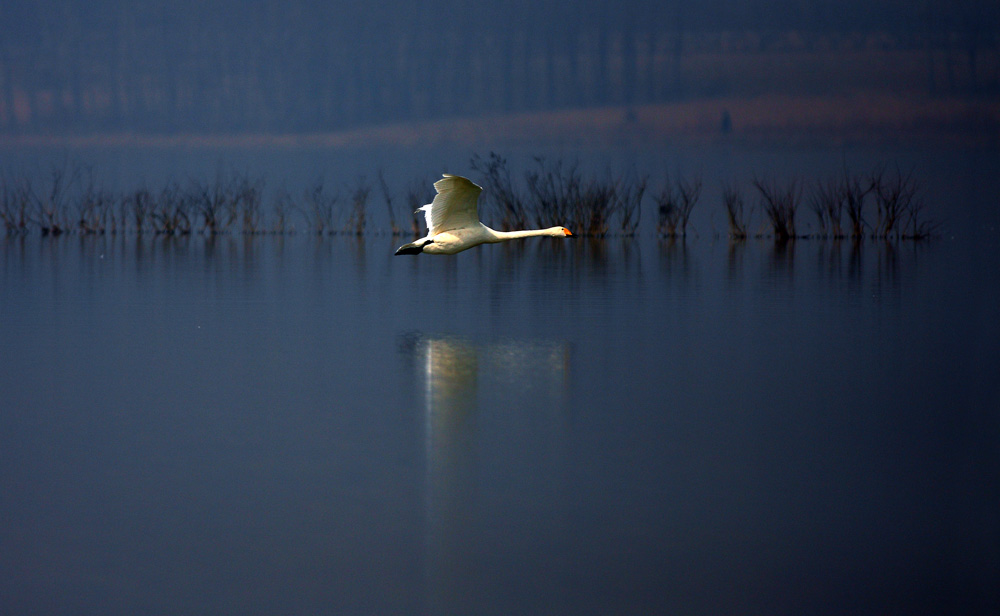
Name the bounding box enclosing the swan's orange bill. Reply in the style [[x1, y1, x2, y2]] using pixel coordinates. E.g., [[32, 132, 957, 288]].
[[563, 228, 573, 236]]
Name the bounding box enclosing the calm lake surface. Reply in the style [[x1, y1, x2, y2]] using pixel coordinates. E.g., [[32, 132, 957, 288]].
[[2, 144, 999, 615]]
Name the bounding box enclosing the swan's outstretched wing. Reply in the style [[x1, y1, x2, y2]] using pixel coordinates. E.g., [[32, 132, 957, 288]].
[[419, 174, 482, 236]]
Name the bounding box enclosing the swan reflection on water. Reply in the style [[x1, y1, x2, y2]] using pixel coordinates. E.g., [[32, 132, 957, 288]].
[[400, 333, 570, 434], [410, 334, 570, 443], [399, 333, 570, 611]]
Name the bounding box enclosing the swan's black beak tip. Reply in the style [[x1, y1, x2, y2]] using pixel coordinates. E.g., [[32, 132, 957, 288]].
[[394, 242, 423, 255]]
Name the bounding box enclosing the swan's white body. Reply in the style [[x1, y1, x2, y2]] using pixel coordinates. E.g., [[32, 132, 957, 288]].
[[394, 174, 572, 255]]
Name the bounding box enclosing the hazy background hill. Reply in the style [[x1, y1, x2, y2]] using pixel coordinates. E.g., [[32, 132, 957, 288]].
[[1, 0, 997, 140]]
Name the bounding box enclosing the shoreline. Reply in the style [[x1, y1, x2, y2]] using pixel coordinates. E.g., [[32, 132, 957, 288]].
[[1, 94, 997, 150]]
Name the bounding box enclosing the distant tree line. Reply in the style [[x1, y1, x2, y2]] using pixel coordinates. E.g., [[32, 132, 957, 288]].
[[0, 0, 996, 134]]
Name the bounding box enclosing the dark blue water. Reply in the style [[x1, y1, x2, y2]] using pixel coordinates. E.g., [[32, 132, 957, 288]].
[[2, 230, 998, 615], [1, 143, 999, 615]]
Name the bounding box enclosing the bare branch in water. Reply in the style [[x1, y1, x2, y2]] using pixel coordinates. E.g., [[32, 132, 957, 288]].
[[753, 175, 800, 241]]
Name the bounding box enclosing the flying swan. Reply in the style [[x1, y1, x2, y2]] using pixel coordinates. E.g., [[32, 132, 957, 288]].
[[394, 174, 573, 255]]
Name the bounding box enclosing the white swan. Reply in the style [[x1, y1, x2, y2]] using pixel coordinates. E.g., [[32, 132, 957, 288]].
[[394, 174, 572, 255]]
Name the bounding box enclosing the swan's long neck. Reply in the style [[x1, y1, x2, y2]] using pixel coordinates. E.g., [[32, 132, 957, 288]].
[[488, 227, 560, 242]]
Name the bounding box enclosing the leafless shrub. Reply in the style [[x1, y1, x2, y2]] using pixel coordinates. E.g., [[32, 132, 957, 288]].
[[0, 158, 940, 241], [0, 179, 16, 233], [869, 165, 939, 240], [123, 187, 154, 235], [405, 178, 434, 237], [377, 169, 400, 236], [614, 173, 647, 236], [34, 164, 79, 236], [192, 174, 232, 234], [229, 174, 264, 234], [149, 182, 192, 235], [299, 178, 338, 235], [753, 176, 800, 241], [525, 158, 579, 230], [344, 176, 370, 235], [655, 174, 701, 237], [471, 152, 528, 231], [722, 182, 750, 239], [571, 178, 616, 237], [77, 174, 115, 234], [841, 170, 873, 238], [520, 157, 644, 237], [902, 198, 941, 239], [870, 165, 916, 239], [810, 177, 845, 238], [271, 188, 293, 234], [1, 175, 33, 234]]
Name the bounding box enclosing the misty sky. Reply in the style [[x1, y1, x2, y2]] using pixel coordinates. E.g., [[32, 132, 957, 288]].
[[0, 0, 996, 134]]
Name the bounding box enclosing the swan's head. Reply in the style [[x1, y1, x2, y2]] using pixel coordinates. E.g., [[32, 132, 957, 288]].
[[556, 227, 573, 237]]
